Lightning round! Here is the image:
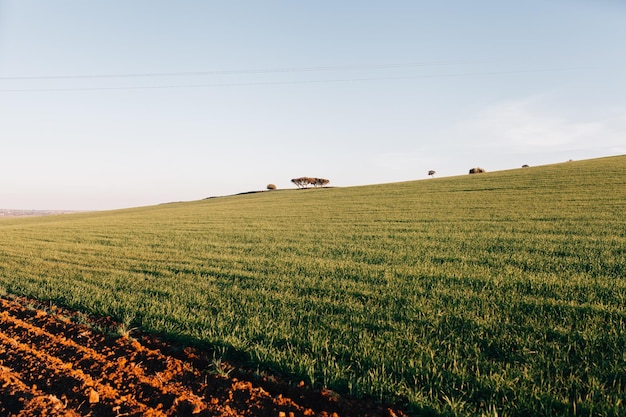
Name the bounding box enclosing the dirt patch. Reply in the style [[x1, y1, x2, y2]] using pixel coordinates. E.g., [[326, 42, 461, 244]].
[[0, 296, 409, 417]]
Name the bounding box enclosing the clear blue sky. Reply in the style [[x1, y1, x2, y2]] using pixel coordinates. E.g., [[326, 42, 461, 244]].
[[1, 1, 625, 210]]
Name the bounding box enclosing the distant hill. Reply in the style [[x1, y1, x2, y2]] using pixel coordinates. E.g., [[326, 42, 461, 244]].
[[0, 209, 77, 218]]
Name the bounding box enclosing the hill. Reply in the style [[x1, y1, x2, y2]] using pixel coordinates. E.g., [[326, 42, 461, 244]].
[[0, 209, 78, 218], [1, 155, 625, 416]]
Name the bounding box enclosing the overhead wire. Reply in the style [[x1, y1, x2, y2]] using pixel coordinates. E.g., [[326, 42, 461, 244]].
[[0, 60, 492, 81], [0, 64, 607, 93]]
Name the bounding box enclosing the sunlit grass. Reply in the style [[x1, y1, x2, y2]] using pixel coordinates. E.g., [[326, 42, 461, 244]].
[[1, 155, 625, 416]]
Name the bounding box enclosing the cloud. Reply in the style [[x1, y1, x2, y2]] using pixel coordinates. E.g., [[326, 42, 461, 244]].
[[460, 97, 626, 155], [360, 98, 625, 183]]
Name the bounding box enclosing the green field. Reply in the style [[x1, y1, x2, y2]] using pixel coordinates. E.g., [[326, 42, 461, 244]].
[[1, 156, 625, 416]]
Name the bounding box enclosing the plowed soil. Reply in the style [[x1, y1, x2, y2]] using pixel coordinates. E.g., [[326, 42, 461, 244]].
[[0, 296, 409, 417]]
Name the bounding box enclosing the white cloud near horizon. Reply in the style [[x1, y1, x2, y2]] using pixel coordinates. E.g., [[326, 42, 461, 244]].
[[461, 97, 626, 155], [370, 98, 626, 181]]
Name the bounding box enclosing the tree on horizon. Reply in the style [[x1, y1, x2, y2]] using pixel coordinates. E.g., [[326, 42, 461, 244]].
[[291, 177, 330, 189]]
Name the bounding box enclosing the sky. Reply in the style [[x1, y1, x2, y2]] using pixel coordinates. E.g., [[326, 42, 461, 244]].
[[1, 1, 625, 210]]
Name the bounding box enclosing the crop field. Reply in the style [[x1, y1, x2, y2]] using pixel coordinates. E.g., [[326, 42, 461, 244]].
[[1, 155, 625, 416]]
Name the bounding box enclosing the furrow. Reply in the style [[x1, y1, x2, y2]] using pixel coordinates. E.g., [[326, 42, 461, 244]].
[[0, 304, 208, 415], [0, 364, 83, 417], [0, 313, 165, 416]]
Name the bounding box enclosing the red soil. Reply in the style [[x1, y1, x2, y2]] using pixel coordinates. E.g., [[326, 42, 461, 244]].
[[0, 296, 409, 417]]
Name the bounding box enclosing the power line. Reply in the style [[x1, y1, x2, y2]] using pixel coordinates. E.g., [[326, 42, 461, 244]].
[[0, 61, 492, 81], [0, 66, 603, 93]]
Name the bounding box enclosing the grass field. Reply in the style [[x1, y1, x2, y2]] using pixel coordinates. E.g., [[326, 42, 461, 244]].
[[1, 155, 625, 416]]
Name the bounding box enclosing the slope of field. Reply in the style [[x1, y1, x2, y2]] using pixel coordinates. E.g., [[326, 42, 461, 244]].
[[1, 155, 625, 416]]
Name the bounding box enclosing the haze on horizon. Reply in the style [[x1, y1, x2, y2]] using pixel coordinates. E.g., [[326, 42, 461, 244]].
[[1, 1, 625, 211]]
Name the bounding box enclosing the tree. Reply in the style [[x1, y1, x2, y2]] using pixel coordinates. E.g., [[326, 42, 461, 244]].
[[428, 170, 436, 177], [316, 178, 330, 187], [291, 178, 307, 188], [291, 177, 330, 189], [266, 184, 277, 190]]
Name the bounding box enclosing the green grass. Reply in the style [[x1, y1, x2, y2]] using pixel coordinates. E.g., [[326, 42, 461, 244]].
[[1, 155, 625, 416]]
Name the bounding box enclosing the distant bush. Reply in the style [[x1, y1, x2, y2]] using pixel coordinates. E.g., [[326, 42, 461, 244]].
[[267, 184, 277, 190], [469, 167, 486, 174]]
